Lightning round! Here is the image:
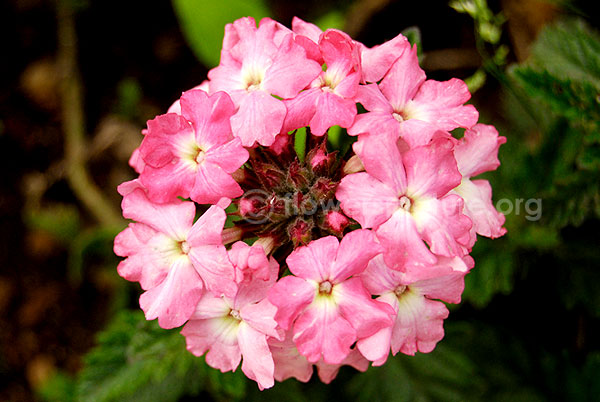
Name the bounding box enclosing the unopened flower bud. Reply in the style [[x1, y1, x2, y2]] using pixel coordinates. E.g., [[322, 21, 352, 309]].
[[321, 210, 350, 235], [287, 218, 313, 248]]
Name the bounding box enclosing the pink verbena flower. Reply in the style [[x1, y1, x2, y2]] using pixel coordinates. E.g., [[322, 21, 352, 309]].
[[114, 182, 236, 328], [349, 44, 479, 146], [137, 89, 248, 205], [357, 254, 471, 363], [283, 29, 361, 135], [208, 17, 322, 147], [115, 15, 507, 389], [336, 133, 472, 269], [181, 242, 281, 389], [453, 124, 507, 239], [268, 230, 394, 364]]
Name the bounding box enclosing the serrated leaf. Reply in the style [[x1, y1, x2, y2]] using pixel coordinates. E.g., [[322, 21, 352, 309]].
[[530, 19, 600, 89], [172, 0, 270, 67], [510, 67, 600, 125], [76, 310, 211, 402]]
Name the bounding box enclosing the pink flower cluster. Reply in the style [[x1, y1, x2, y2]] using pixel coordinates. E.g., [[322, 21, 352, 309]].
[[114, 16, 506, 389]]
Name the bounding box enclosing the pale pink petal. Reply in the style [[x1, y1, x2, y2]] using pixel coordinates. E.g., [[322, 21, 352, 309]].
[[334, 278, 394, 339], [180, 90, 236, 149], [404, 137, 462, 199], [140, 114, 192, 168], [286, 236, 338, 281], [360, 254, 403, 295], [392, 291, 448, 355], [128, 147, 145, 174], [310, 92, 357, 135], [347, 112, 399, 137], [360, 33, 410, 83], [139, 161, 195, 203], [293, 300, 356, 364], [206, 342, 242, 373], [356, 294, 397, 364], [268, 276, 315, 330], [139, 258, 203, 329], [398, 119, 449, 148], [413, 195, 472, 257], [229, 241, 272, 284], [410, 78, 479, 131], [409, 267, 467, 304], [189, 293, 231, 320], [187, 205, 227, 246], [263, 34, 322, 99], [269, 333, 313, 383], [333, 70, 361, 98], [181, 317, 242, 372], [331, 230, 383, 281], [205, 137, 248, 174], [379, 45, 425, 111], [455, 124, 506, 178], [319, 29, 360, 79], [114, 223, 155, 283], [282, 88, 319, 133], [238, 322, 275, 389], [207, 64, 244, 93], [455, 179, 506, 238], [121, 187, 194, 240], [291, 17, 322, 44], [235, 257, 279, 307], [231, 91, 287, 147], [376, 209, 437, 269], [353, 83, 394, 114], [240, 298, 281, 339], [353, 132, 407, 194], [191, 162, 243, 204], [189, 245, 236, 298], [115, 224, 173, 290], [336, 172, 399, 229]]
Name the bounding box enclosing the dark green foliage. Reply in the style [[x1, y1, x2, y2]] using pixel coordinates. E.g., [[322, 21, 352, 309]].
[[71, 310, 247, 402], [76, 310, 205, 402]]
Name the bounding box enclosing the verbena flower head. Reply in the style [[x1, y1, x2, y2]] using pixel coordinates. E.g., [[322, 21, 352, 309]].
[[115, 16, 506, 389]]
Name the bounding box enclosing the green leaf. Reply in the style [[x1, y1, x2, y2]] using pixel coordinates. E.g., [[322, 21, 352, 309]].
[[172, 0, 270, 67], [348, 342, 485, 402], [75, 310, 248, 402], [529, 19, 600, 89], [510, 68, 600, 127]]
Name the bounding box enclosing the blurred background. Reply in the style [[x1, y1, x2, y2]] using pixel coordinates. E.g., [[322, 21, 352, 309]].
[[1, 0, 599, 400]]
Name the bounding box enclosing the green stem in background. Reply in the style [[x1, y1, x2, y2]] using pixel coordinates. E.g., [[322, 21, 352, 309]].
[[56, 0, 123, 228]]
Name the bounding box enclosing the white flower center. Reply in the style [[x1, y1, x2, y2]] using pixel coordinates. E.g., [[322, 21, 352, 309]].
[[179, 241, 190, 255], [319, 280, 333, 295], [392, 112, 404, 122], [394, 285, 407, 297], [399, 195, 412, 211], [195, 150, 206, 165], [229, 309, 241, 320]]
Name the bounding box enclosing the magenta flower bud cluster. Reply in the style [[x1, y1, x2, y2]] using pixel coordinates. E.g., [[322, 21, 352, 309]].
[[114, 16, 506, 389]]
